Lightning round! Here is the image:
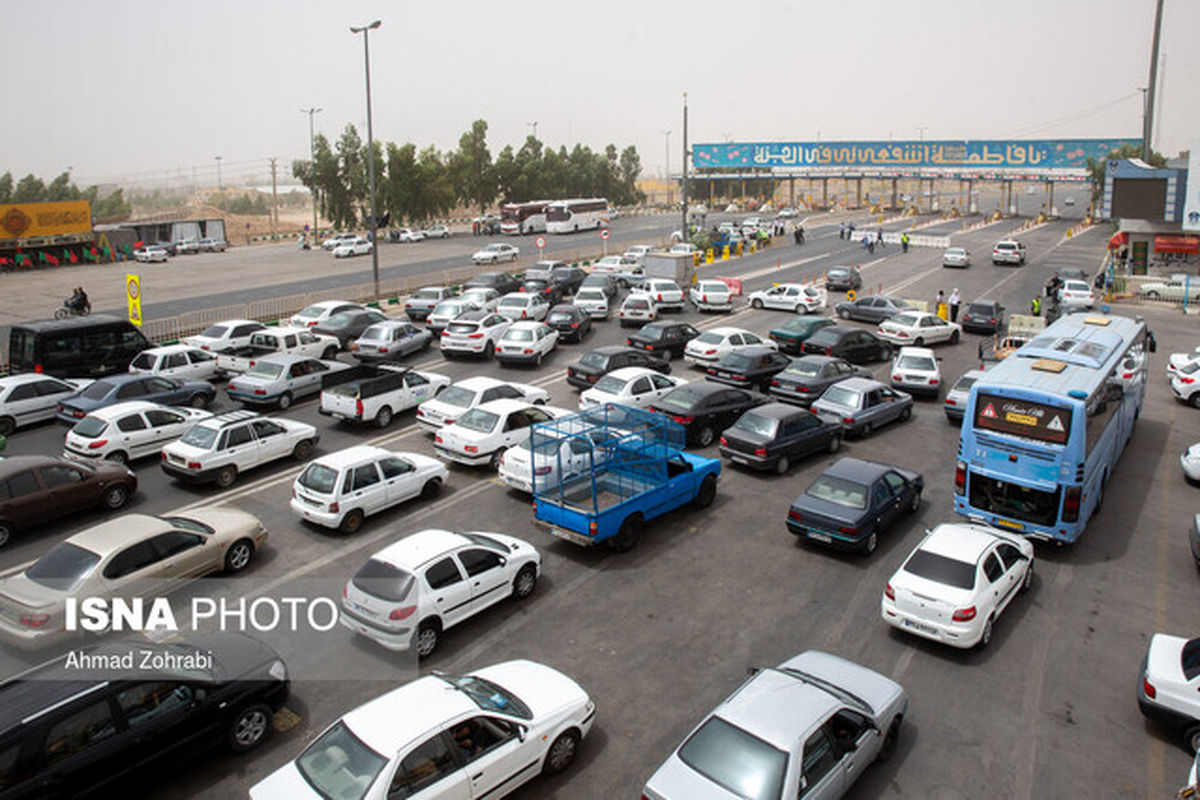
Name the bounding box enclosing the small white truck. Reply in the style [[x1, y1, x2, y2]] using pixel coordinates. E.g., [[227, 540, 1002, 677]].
[[215, 327, 340, 375], [319, 364, 451, 428]]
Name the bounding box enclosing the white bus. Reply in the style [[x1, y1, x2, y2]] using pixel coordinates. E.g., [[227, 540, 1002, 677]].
[[546, 198, 609, 234], [500, 201, 551, 235]]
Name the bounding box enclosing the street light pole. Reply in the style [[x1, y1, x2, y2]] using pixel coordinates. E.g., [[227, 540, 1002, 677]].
[[661, 129, 671, 206], [1143, 0, 1165, 159], [351, 19, 382, 299], [214, 156, 222, 190], [681, 92, 688, 246], [302, 107, 323, 245]]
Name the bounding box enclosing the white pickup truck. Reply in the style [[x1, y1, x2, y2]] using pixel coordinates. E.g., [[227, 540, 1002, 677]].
[[319, 364, 451, 428], [215, 326, 340, 375]]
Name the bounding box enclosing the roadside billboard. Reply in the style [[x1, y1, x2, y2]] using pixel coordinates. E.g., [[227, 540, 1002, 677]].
[[0, 200, 92, 242]]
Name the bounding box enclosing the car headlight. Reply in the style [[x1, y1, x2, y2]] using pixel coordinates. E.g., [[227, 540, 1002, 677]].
[[268, 658, 287, 681]]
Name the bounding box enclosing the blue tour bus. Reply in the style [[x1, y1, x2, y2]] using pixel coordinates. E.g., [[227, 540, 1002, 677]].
[[954, 312, 1148, 543]]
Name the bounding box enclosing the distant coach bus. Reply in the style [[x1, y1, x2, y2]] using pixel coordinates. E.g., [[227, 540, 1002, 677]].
[[546, 198, 609, 234]]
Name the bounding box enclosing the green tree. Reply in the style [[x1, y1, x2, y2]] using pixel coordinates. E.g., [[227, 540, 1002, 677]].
[[13, 174, 46, 202], [381, 142, 419, 224], [618, 145, 644, 205], [493, 145, 517, 204], [450, 119, 496, 215], [0, 171, 12, 203]]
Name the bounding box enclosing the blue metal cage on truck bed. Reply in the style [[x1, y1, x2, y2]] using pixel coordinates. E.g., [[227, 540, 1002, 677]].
[[530, 403, 721, 551]]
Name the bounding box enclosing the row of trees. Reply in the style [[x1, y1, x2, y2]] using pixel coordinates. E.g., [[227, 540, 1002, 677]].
[[0, 171, 131, 220], [292, 119, 645, 230]]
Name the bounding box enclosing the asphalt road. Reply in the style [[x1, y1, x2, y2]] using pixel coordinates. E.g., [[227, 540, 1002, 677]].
[[1, 216, 1194, 799]]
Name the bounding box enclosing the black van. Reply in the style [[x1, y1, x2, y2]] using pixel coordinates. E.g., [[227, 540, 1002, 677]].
[[7, 316, 152, 378], [0, 634, 288, 799]]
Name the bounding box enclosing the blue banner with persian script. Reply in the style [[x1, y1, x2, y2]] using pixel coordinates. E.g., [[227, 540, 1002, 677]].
[[692, 140, 1136, 170]]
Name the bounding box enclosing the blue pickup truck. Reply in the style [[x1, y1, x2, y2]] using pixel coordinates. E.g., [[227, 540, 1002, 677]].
[[531, 404, 721, 552]]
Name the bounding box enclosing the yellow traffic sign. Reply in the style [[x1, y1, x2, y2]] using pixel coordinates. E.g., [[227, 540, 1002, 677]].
[[126, 273, 142, 326], [847, 289, 857, 301]]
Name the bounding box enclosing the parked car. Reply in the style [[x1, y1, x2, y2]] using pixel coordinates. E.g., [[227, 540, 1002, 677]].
[[393, 227, 425, 242], [290, 300, 365, 329], [197, 237, 227, 252], [464, 271, 522, 295], [321, 232, 358, 250], [545, 304, 592, 343], [1057, 279, 1096, 308], [225, 355, 351, 409], [633, 278, 685, 311], [64, 401, 211, 464], [416, 377, 548, 432], [332, 236, 372, 258], [312, 308, 389, 349], [434, 399, 568, 468], [57, 374, 216, 422], [579, 272, 618, 300], [496, 291, 551, 322], [942, 247, 971, 268], [960, 299, 1006, 334], [566, 346, 670, 389], [250, 659, 593, 799], [579, 367, 686, 410], [623, 244, 653, 264], [944, 369, 984, 423], [440, 311, 514, 359], [573, 287, 610, 320], [459, 286, 502, 312], [499, 427, 619, 493], [836, 295, 915, 323], [689, 279, 735, 312], [0, 374, 91, 436], [133, 245, 168, 263], [768, 316, 837, 354], [890, 346, 943, 397], [685, 326, 776, 368], [0, 455, 136, 547], [801, 325, 894, 364], [541, 263, 587, 296], [706, 346, 792, 392], [129, 344, 221, 382], [592, 254, 638, 275], [423, 223, 451, 239], [519, 276, 564, 306], [472, 242, 520, 264], [618, 293, 658, 326], [1139, 276, 1200, 302], [152, 239, 177, 256], [642, 650, 905, 800], [769, 355, 872, 406], [350, 320, 433, 361], [992, 239, 1027, 265], [1172, 366, 1200, 409], [825, 266, 863, 291], [160, 409, 319, 488], [882, 522, 1034, 648], [718, 401, 842, 474], [183, 319, 268, 352], [495, 321, 559, 366], [291, 446, 447, 533], [0, 508, 268, 650], [811, 376, 913, 437], [878, 312, 962, 347], [786, 456, 924, 554], [1137, 633, 1200, 753], [747, 283, 827, 313], [628, 320, 701, 361], [426, 298, 482, 333], [404, 286, 457, 322], [650, 383, 769, 447], [174, 239, 199, 255]]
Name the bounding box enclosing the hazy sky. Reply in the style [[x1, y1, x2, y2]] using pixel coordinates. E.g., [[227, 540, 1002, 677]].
[[3, 0, 1195, 190]]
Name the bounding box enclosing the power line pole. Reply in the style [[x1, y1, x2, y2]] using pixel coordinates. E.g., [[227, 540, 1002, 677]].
[[302, 107, 323, 245], [661, 129, 671, 206], [1143, 0, 1165, 159], [214, 156, 223, 190], [351, 20, 382, 299], [269, 157, 279, 237], [681, 92, 688, 247]]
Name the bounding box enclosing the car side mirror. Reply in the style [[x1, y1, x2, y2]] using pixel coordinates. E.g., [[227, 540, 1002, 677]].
[[800, 776, 808, 792], [516, 724, 528, 742]]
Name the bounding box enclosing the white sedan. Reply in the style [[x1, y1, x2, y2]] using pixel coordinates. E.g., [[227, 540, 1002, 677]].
[[415, 377, 549, 431], [433, 399, 569, 469], [618, 293, 657, 326], [332, 236, 373, 258], [689, 280, 734, 312], [877, 311, 962, 346], [1182, 443, 1200, 482], [396, 227, 425, 243], [634, 279, 685, 310], [182, 319, 268, 352], [579, 367, 687, 410], [249, 659, 593, 800], [322, 233, 358, 250], [591, 255, 637, 274], [495, 292, 550, 321], [128, 344, 221, 381], [1057, 279, 1096, 308], [498, 428, 618, 493], [881, 521, 1034, 649], [684, 326, 776, 368], [890, 346, 943, 396], [747, 283, 826, 313], [495, 321, 558, 366], [133, 246, 169, 263], [473, 242, 520, 263], [64, 402, 212, 463]]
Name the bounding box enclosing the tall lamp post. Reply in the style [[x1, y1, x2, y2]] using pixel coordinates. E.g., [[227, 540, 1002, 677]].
[[680, 92, 688, 247], [214, 156, 222, 190], [661, 129, 671, 206], [302, 107, 322, 245], [351, 19, 382, 298]]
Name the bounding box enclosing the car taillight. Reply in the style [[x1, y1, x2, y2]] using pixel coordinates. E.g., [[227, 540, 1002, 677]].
[[770, 380, 780, 387], [989, 317, 996, 324], [798, 386, 810, 393], [838, 526, 857, 535], [754, 448, 768, 457], [254, 389, 266, 395], [1122, 372, 1132, 379], [19, 614, 50, 629], [389, 605, 418, 621], [524, 349, 533, 354], [534, 466, 552, 475], [434, 435, 443, 443], [929, 378, 938, 385], [884, 583, 895, 600], [825, 347, 833, 355], [350, 343, 359, 351], [34, 364, 43, 373], [570, 322, 579, 328], [892, 374, 902, 381], [1062, 485, 1082, 522], [672, 415, 694, 424], [719, 436, 728, 446], [954, 460, 966, 494], [656, 294, 663, 301], [465, 445, 478, 453], [626, 339, 633, 346], [787, 509, 802, 521], [441, 330, 450, 336], [87, 439, 108, 449], [444, 419, 455, 425], [378, 346, 388, 353], [946, 399, 956, 406], [704, 349, 717, 355], [468, 333, 484, 339], [1143, 677, 1157, 699], [521, 310, 528, 318], [355, 399, 364, 417], [733, 375, 747, 381], [201, 345, 210, 351], [187, 461, 202, 470], [248, 361, 255, 367], [701, 294, 707, 302], [952, 606, 977, 622], [842, 416, 855, 425], [1181, 377, 1195, 384]]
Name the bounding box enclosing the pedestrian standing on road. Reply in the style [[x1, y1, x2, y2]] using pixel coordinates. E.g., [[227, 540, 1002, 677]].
[[935, 289, 946, 317], [848, 222, 856, 240], [1031, 295, 1042, 316], [901, 232, 910, 253], [794, 227, 802, 246], [839, 222, 846, 240], [949, 288, 961, 322], [877, 227, 885, 248], [867, 236, 875, 255]]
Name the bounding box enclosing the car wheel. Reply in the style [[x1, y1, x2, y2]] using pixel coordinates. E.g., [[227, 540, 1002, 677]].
[[950, 330, 961, 344], [224, 539, 254, 573], [105, 450, 128, 465], [543, 730, 581, 776], [751, 298, 763, 310], [977, 615, 994, 649], [214, 465, 238, 488], [696, 426, 715, 448], [277, 392, 293, 410], [0, 522, 14, 548], [693, 474, 717, 508], [774, 456, 790, 475], [1146, 290, 1160, 299], [226, 703, 272, 754], [838, 308, 850, 319], [322, 346, 339, 360], [339, 509, 365, 535], [102, 484, 130, 510], [909, 488, 922, 513], [862, 530, 879, 555], [663, 348, 675, 361], [535, 351, 543, 367], [292, 438, 315, 460], [1020, 560, 1034, 593], [1190, 393, 1200, 410], [512, 564, 538, 599], [490, 447, 507, 470], [859, 422, 872, 438], [375, 406, 393, 428], [1184, 724, 1200, 754], [608, 513, 643, 552], [876, 717, 902, 764], [0, 416, 14, 436], [828, 434, 841, 454], [189, 393, 209, 409], [420, 478, 442, 500], [913, 336, 924, 346], [415, 620, 440, 659], [900, 405, 912, 421]]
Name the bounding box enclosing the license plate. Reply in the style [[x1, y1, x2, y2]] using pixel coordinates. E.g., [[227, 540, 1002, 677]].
[[994, 518, 1025, 531], [731, 456, 749, 465], [333, 413, 347, 420], [807, 531, 832, 543], [903, 618, 937, 634]]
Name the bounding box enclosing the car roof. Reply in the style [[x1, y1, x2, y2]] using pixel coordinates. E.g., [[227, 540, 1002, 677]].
[[505, 321, 544, 331], [727, 345, 777, 358], [969, 298, 1000, 307], [371, 529, 473, 570], [342, 673, 478, 753], [604, 367, 658, 380], [549, 304, 582, 313], [0, 455, 76, 478], [193, 409, 261, 428], [90, 374, 144, 387], [713, 669, 839, 750], [249, 353, 314, 366], [210, 318, 262, 327], [302, 300, 358, 312], [499, 293, 532, 302], [702, 326, 751, 338], [920, 522, 1005, 562], [823, 457, 892, 482], [452, 311, 491, 322], [452, 376, 506, 391], [65, 514, 174, 554], [811, 325, 856, 339], [590, 345, 639, 356], [896, 346, 936, 358], [138, 344, 199, 356], [473, 398, 535, 415], [82, 400, 173, 420], [743, 402, 804, 420], [829, 376, 884, 391], [0, 373, 54, 387], [793, 354, 840, 365], [310, 445, 390, 470]]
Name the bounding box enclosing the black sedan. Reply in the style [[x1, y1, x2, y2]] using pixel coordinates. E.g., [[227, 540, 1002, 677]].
[[313, 308, 389, 350], [801, 325, 893, 364], [825, 267, 863, 291], [520, 277, 564, 306], [960, 299, 1006, 334], [650, 383, 769, 447], [465, 271, 522, 295], [718, 402, 842, 474], [547, 264, 587, 295], [705, 346, 792, 392], [835, 295, 915, 323], [545, 304, 592, 343], [567, 346, 670, 388], [768, 316, 836, 354], [627, 321, 701, 361], [769, 355, 872, 406], [785, 457, 924, 554]]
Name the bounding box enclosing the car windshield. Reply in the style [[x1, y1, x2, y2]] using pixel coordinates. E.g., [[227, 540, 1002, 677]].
[[436, 386, 477, 408], [730, 412, 778, 437], [828, 269, 848, 278], [245, 362, 284, 380], [296, 721, 387, 800], [903, 548, 977, 590], [80, 381, 115, 400], [784, 361, 822, 379], [720, 353, 755, 370], [71, 416, 109, 438], [807, 330, 839, 348], [695, 332, 725, 345], [820, 385, 860, 408], [578, 352, 608, 369], [351, 558, 415, 602], [625, 298, 650, 310], [897, 355, 937, 371], [297, 305, 324, 318], [179, 425, 219, 449], [1065, 281, 1090, 292], [462, 291, 491, 303], [505, 329, 534, 342], [805, 475, 868, 509], [498, 297, 527, 308], [594, 375, 628, 394], [968, 304, 995, 316], [484, 244, 503, 252], [781, 318, 816, 333], [891, 313, 921, 327], [699, 283, 727, 293], [636, 326, 664, 341], [577, 289, 605, 300], [677, 716, 786, 800], [436, 674, 532, 720], [26, 542, 101, 592], [199, 324, 229, 338], [130, 353, 156, 369], [947, 248, 966, 256], [658, 387, 703, 412], [325, 313, 357, 327], [445, 322, 479, 335], [432, 302, 461, 316], [951, 375, 978, 393], [360, 326, 388, 341], [548, 311, 574, 323], [412, 289, 440, 300], [298, 463, 339, 494], [455, 408, 499, 433]]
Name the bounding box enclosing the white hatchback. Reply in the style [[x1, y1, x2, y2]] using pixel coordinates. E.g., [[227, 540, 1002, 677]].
[[495, 292, 550, 321], [64, 401, 212, 464], [684, 326, 776, 367], [877, 312, 962, 347], [182, 319, 269, 352], [434, 399, 568, 469], [618, 293, 658, 326], [747, 283, 826, 313], [882, 522, 1034, 649], [1058, 279, 1096, 308], [415, 377, 549, 431], [498, 429, 618, 493], [129, 344, 221, 381], [689, 280, 734, 312], [579, 367, 686, 410], [495, 321, 558, 366], [290, 446, 448, 533], [890, 346, 942, 396], [635, 279, 685, 310], [290, 300, 365, 329]]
